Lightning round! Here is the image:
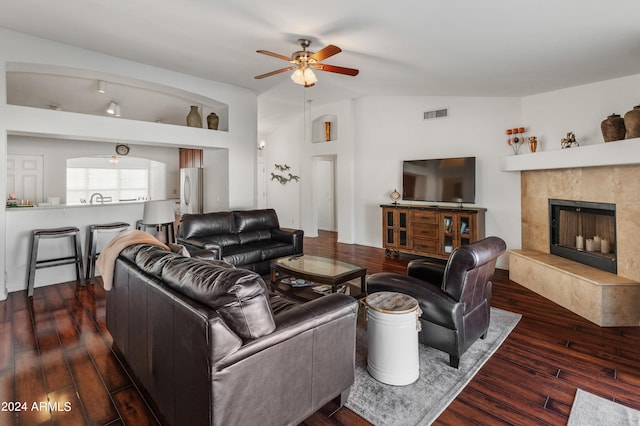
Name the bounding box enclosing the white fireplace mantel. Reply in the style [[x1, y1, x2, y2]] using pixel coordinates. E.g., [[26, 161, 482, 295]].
[[501, 137, 640, 172]]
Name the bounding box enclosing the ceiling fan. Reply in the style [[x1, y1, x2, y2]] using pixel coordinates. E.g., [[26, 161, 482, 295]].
[[255, 38, 359, 87]]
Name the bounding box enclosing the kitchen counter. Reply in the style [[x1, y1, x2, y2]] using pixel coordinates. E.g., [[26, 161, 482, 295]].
[[5, 202, 147, 293], [5, 201, 146, 210]]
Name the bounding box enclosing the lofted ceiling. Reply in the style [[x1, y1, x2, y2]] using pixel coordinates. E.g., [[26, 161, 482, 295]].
[[1, 0, 640, 133]]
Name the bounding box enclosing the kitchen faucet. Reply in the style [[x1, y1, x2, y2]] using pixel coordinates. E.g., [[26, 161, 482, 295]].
[[90, 193, 104, 204]]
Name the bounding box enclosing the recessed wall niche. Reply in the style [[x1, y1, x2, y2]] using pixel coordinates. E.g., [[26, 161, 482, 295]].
[[312, 114, 337, 143], [5, 64, 229, 130]]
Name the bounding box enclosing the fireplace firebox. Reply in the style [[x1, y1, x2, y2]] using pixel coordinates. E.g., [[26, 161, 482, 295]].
[[549, 198, 617, 274]]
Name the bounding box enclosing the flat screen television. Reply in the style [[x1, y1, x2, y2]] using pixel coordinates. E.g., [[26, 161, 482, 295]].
[[402, 157, 476, 203]]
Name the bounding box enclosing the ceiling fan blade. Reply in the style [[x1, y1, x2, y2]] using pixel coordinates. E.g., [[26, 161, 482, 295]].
[[310, 45, 341, 62], [254, 66, 295, 79], [313, 63, 360, 76], [256, 50, 293, 62]]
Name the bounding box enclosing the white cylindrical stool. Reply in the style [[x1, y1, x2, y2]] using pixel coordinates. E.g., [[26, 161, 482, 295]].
[[366, 291, 421, 386]]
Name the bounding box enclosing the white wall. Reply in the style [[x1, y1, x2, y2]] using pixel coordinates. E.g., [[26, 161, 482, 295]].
[[353, 96, 523, 268], [522, 74, 640, 150], [262, 95, 523, 268], [261, 111, 304, 228], [260, 99, 358, 240], [0, 28, 257, 298]]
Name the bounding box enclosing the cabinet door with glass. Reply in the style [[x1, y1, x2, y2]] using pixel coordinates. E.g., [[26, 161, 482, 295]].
[[382, 207, 410, 255], [440, 212, 475, 255]]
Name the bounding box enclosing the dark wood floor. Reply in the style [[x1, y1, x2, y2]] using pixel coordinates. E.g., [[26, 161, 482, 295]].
[[1, 231, 639, 425]]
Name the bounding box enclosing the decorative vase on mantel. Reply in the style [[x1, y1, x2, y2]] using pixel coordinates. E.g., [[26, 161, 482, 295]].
[[624, 105, 640, 139], [186, 105, 202, 128], [324, 121, 331, 142], [600, 113, 626, 142]]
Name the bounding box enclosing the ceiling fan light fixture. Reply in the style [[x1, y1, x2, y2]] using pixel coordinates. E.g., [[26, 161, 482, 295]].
[[291, 66, 317, 87]]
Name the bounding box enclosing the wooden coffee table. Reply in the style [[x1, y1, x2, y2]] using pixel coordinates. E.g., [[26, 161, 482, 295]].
[[270, 255, 367, 301]]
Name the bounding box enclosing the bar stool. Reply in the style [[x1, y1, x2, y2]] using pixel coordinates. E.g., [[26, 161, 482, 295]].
[[27, 227, 84, 297], [86, 222, 130, 281]]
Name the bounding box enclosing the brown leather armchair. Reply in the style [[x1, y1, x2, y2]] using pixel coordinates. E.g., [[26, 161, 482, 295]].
[[367, 236, 506, 368]]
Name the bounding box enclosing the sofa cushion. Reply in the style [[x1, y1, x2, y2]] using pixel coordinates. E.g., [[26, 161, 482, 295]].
[[159, 256, 276, 341], [122, 244, 275, 341], [258, 240, 297, 260], [234, 209, 280, 233], [222, 244, 263, 266], [238, 229, 272, 245], [180, 211, 236, 239], [198, 234, 241, 248]]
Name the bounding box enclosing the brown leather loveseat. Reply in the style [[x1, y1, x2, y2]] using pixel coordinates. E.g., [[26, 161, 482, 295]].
[[107, 243, 357, 425], [177, 208, 303, 275]]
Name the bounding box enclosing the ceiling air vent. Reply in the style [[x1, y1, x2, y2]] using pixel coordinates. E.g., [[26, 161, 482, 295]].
[[424, 108, 448, 120]]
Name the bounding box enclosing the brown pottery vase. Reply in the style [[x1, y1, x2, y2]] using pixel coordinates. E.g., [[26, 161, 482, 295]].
[[324, 121, 331, 141], [624, 105, 640, 139], [186, 105, 202, 128], [528, 136, 538, 152], [207, 112, 219, 130], [600, 113, 626, 142]]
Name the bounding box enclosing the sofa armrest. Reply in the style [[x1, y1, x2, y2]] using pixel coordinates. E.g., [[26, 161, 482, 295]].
[[217, 293, 357, 368], [179, 239, 222, 259], [271, 228, 304, 254]]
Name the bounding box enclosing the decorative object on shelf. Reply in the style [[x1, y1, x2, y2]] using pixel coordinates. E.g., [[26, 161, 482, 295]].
[[207, 112, 219, 130], [115, 143, 130, 156], [560, 132, 579, 148], [186, 105, 202, 128], [506, 127, 526, 154], [528, 136, 538, 153], [390, 189, 401, 205], [271, 164, 300, 185], [324, 121, 331, 141], [624, 105, 640, 139], [600, 113, 626, 142]]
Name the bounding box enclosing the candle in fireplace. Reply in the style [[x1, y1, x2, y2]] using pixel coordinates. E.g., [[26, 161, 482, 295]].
[[600, 239, 610, 254], [585, 238, 594, 252], [593, 235, 601, 252], [576, 235, 584, 250]]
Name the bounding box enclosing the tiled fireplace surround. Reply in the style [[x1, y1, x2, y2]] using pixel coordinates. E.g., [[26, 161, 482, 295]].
[[503, 141, 640, 327]]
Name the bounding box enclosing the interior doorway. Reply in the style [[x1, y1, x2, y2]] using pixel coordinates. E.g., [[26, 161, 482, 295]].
[[314, 155, 336, 232]]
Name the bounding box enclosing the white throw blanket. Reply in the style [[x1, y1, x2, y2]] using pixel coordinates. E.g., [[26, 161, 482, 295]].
[[96, 229, 170, 291]]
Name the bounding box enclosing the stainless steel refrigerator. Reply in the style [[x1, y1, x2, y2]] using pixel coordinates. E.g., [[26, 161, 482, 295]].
[[180, 168, 203, 214]]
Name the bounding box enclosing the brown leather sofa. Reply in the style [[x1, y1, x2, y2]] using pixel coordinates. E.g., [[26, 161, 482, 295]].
[[177, 208, 303, 275], [367, 236, 506, 368], [107, 243, 357, 426]]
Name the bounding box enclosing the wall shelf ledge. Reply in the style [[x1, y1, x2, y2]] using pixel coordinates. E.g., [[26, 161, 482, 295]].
[[501, 137, 640, 172]]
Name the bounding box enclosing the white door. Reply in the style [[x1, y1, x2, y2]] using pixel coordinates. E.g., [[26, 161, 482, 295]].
[[7, 154, 44, 203], [315, 158, 335, 231]]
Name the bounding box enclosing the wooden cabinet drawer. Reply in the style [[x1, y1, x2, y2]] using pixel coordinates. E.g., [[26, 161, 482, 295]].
[[411, 211, 438, 224], [412, 238, 439, 253], [412, 224, 438, 238]]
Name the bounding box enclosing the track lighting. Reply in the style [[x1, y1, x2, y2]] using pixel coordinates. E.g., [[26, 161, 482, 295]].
[[114, 104, 121, 117], [98, 80, 106, 94], [106, 101, 117, 115]]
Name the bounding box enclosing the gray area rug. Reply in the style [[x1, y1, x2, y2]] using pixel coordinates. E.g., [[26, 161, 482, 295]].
[[568, 389, 640, 425], [345, 307, 521, 425]]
